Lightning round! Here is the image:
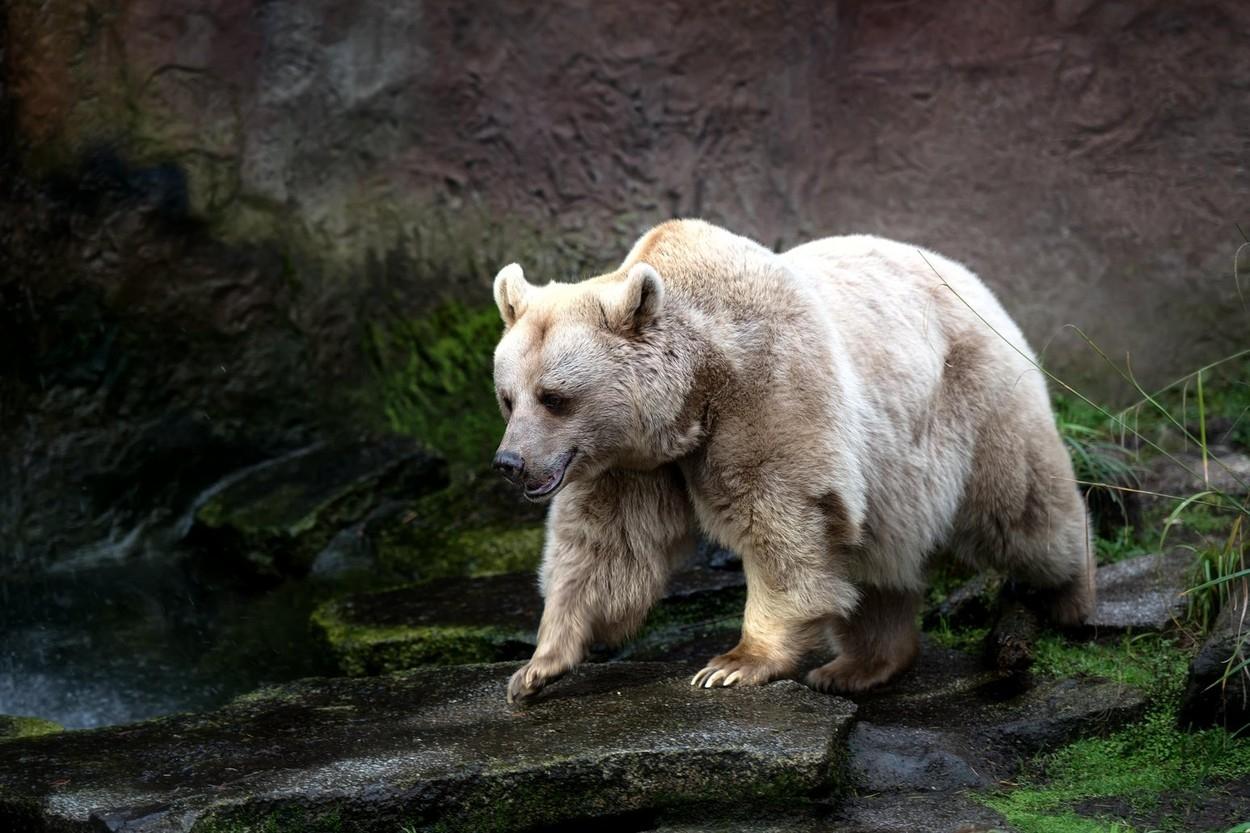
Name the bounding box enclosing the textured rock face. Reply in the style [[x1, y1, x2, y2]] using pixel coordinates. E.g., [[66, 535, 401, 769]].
[[4, 1, 1250, 572], [8, 0, 1248, 382], [0, 662, 856, 833]]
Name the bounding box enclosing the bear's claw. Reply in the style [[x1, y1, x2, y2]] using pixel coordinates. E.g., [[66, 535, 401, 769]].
[[507, 660, 567, 704], [690, 651, 776, 689]]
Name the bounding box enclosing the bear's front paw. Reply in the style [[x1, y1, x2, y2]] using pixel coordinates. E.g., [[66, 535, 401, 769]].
[[506, 658, 568, 705], [691, 646, 782, 689]]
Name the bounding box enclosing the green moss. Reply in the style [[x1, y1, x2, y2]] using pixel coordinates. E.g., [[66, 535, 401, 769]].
[[645, 587, 747, 631], [366, 303, 505, 472], [981, 632, 1250, 833], [1031, 633, 1190, 690], [0, 715, 63, 741], [372, 474, 545, 582], [927, 622, 990, 654], [311, 603, 532, 676], [377, 523, 544, 582], [984, 712, 1250, 832], [442, 527, 545, 576], [197, 483, 312, 535]]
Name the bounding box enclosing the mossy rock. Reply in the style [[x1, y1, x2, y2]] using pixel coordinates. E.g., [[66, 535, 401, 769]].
[[0, 716, 62, 742], [312, 565, 747, 675], [372, 472, 546, 581], [311, 573, 540, 675], [377, 524, 547, 582], [189, 438, 447, 582]]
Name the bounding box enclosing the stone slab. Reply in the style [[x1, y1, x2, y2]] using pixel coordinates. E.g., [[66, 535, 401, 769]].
[[0, 662, 855, 833]]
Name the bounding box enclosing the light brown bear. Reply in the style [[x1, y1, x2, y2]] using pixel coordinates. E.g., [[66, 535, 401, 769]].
[[491, 219, 1093, 704]]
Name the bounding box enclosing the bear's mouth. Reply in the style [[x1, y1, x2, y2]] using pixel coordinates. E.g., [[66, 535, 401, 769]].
[[524, 449, 577, 501]]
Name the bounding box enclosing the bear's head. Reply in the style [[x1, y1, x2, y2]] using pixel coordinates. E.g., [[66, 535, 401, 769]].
[[490, 260, 669, 501]]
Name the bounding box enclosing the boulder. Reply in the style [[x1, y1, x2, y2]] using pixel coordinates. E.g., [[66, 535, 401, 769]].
[[927, 550, 1194, 637], [312, 564, 747, 675], [1089, 550, 1192, 633], [0, 662, 856, 833], [1179, 595, 1250, 731], [187, 438, 447, 582]]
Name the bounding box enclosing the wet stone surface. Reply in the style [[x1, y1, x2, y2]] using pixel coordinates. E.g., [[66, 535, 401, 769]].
[[847, 723, 989, 793], [0, 662, 855, 833], [311, 572, 542, 675], [847, 639, 1148, 784], [1089, 550, 1191, 633], [829, 793, 1012, 833]]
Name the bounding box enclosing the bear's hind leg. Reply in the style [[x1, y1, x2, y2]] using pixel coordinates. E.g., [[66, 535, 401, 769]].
[[806, 585, 922, 693], [957, 407, 1096, 628]]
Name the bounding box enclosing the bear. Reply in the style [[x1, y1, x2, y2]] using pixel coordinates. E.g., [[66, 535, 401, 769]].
[[490, 219, 1094, 704]]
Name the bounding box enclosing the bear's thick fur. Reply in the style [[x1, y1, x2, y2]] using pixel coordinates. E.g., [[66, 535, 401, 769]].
[[491, 219, 1093, 703]]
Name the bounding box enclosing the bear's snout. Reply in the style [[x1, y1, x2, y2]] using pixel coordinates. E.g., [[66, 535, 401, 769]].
[[492, 450, 525, 483]]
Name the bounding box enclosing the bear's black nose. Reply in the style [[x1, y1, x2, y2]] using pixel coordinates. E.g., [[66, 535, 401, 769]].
[[492, 450, 525, 483]]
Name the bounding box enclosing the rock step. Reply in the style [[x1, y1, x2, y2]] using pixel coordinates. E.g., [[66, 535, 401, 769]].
[[0, 662, 854, 833], [928, 550, 1195, 636], [312, 565, 746, 675], [1090, 549, 1191, 633]]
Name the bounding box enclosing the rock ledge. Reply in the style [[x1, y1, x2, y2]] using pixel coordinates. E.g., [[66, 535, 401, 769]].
[[0, 662, 855, 833]]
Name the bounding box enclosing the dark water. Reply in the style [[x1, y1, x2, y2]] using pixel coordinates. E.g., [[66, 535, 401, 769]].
[[0, 554, 333, 729]]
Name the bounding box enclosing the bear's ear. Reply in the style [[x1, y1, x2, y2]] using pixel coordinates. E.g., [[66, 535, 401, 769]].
[[606, 262, 665, 334], [493, 263, 530, 328]]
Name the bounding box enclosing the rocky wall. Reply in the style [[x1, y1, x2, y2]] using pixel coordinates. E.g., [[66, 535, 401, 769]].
[[3, 0, 1249, 572]]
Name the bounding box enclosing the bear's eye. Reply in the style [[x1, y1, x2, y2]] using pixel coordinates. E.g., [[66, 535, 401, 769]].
[[500, 394, 513, 416], [539, 391, 568, 414]]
